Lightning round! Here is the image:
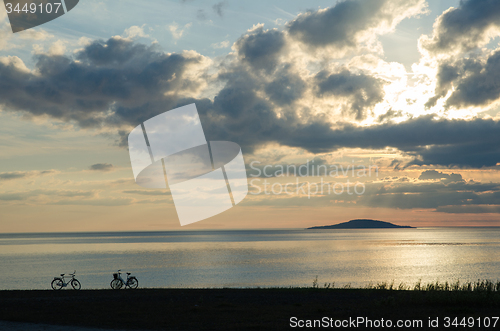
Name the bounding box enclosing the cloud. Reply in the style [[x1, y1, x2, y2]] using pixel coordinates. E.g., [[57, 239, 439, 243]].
[[0, 10, 52, 50], [377, 109, 403, 123], [0, 170, 57, 181], [435, 205, 500, 214], [356, 179, 500, 213], [418, 170, 463, 183], [198, 111, 500, 167], [89, 163, 114, 172], [168, 22, 192, 40], [234, 26, 286, 71], [124, 25, 149, 39], [286, 0, 426, 52], [2, 33, 500, 167], [0, 172, 29, 180], [123, 190, 171, 196], [265, 65, 306, 106], [47, 40, 67, 56], [425, 61, 461, 108], [0, 36, 206, 129], [445, 51, 500, 109], [167, 102, 500, 168], [425, 49, 500, 110], [422, 0, 500, 110], [359, 183, 499, 210], [0, 20, 13, 51], [315, 69, 385, 120], [244, 175, 500, 214], [241, 177, 497, 213], [1, 2, 499, 169], [18, 29, 53, 41], [197, 9, 207, 21], [0, 4, 402, 158], [420, 0, 500, 56], [211, 40, 229, 49], [52, 198, 133, 206], [212, 1, 228, 17], [0, 189, 95, 201]]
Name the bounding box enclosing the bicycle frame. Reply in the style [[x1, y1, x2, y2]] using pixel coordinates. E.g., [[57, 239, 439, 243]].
[[52, 270, 80, 290], [111, 270, 138, 289], [57, 274, 76, 287], [115, 273, 128, 285]]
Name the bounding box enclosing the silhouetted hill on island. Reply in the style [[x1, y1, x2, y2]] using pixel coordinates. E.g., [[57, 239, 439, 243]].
[[307, 219, 415, 229]]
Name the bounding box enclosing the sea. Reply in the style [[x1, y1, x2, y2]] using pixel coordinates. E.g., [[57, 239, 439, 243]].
[[0, 228, 499, 290]]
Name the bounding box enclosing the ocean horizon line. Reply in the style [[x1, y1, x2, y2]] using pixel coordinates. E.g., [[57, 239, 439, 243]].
[[1, 226, 500, 236]]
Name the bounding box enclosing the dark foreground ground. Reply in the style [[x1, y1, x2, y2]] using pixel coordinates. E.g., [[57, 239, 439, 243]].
[[0, 288, 499, 330]]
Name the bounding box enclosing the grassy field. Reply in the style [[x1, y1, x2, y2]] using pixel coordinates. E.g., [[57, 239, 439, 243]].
[[1, 281, 500, 330], [0, 284, 500, 330]]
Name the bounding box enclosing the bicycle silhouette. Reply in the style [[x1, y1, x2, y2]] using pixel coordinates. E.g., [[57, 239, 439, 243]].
[[51, 270, 81, 290], [110, 270, 138, 289]]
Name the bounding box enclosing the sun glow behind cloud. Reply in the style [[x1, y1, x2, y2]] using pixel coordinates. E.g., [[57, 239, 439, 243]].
[[2, 0, 500, 231]]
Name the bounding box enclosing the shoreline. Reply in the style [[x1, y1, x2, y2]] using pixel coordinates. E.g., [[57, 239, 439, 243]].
[[1, 288, 499, 330]]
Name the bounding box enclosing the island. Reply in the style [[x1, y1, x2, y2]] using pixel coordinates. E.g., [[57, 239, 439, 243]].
[[307, 219, 415, 229]]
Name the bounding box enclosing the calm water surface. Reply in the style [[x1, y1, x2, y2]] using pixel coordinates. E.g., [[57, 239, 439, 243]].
[[0, 228, 499, 290]]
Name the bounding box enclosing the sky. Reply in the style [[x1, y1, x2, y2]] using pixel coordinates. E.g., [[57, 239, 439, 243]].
[[2, 0, 500, 232]]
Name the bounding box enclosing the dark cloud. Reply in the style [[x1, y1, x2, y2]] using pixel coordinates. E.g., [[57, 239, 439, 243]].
[[244, 177, 500, 213], [0, 170, 57, 181], [212, 1, 228, 17], [377, 109, 403, 123], [410, 139, 500, 168], [315, 69, 385, 120], [418, 170, 448, 179], [445, 50, 500, 108], [3, 35, 500, 168], [0, 189, 94, 201], [193, 101, 500, 167], [421, 0, 500, 55], [1, 8, 499, 169], [234, 27, 285, 71], [286, 0, 421, 50], [264, 65, 306, 106], [354, 180, 500, 212], [360, 185, 500, 210], [89, 163, 114, 172], [425, 62, 461, 108], [76, 37, 154, 66], [273, 115, 500, 168], [426, 50, 500, 109], [418, 170, 463, 183], [0, 172, 28, 180], [196, 9, 207, 21], [288, 0, 375, 48], [423, 0, 500, 109], [435, 205, 500, 213], [0, 37, 203, 129]]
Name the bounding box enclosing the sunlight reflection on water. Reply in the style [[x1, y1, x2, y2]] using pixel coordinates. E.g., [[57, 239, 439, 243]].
[[0, 228, 499, 290]]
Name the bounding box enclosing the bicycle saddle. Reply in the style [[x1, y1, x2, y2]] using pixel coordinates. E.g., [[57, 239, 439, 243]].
[[126, 272, 131, 275], [60, 274, 65, 277]]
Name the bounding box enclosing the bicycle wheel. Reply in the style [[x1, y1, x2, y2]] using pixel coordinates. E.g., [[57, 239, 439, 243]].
[[110, 279, 123, 290], [126, 277, 138, 289], [51, 278, 63, 290], [71, 279, 81, 290]]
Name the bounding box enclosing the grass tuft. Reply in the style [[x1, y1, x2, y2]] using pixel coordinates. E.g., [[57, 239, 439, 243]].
[[312, 277, 500, 292]]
